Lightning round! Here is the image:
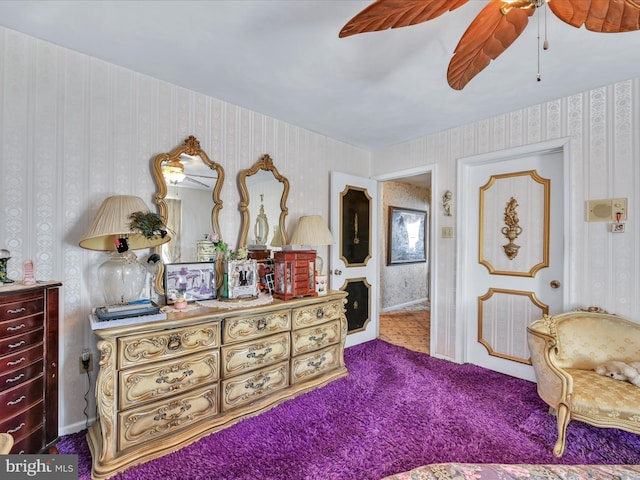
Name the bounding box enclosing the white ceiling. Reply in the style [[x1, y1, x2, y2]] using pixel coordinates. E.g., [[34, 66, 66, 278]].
[[1, 1, 640, 150]]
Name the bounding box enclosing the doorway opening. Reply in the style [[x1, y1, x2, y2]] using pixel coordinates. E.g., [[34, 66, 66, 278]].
[[376, 170, 432, 355]]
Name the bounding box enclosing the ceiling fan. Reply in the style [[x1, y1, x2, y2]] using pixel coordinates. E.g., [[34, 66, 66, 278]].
[[339, 0, 640, 90], [161, 157, 216, 188]]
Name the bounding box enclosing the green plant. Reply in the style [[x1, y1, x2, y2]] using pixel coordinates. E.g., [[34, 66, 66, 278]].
[[128, 211, 169, 240], [227, 247, 248, 261]]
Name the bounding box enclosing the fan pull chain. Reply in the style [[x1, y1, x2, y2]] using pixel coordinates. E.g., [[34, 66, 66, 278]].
[[536, 2, 549, 82]]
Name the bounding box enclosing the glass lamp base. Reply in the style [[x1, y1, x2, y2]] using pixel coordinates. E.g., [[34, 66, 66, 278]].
[[98, 251, 146, 305]]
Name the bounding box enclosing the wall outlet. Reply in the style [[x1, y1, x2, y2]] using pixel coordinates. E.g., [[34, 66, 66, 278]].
[[79, 352, 93, 374]]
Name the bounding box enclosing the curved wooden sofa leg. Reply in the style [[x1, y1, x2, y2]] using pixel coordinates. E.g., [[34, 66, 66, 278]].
[[553, 403, 570, 457]]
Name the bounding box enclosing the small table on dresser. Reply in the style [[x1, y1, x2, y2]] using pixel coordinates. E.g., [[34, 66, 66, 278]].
[[0, 281, 62, 454], [87, 290, 348, 479]]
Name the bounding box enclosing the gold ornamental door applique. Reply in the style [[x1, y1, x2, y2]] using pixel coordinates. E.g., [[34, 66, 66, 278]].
[[339, 186, 372, 267], [479, 170, 550, 277], [477, 288, 548, 364]]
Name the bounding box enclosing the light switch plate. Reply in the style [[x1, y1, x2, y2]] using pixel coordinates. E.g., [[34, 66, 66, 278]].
[[442, 227, 454, 238]]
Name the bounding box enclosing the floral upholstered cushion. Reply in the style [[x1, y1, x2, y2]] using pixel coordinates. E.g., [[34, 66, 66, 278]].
[[382, 463, 640, 480]]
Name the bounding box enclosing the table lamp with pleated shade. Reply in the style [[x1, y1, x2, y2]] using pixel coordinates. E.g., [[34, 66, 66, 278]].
[[80, 195, 171, 305], [289, 215, 334, 275]]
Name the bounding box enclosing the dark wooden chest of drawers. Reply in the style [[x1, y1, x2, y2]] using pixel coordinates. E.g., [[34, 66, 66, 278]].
[[0, 281, 61, 453]]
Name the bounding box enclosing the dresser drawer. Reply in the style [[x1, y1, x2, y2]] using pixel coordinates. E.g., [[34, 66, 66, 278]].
[[0, 294, 44, 323], [0, 312, 44, 340], [0, 399, 43, 441], [291, 344, 341, 385], [0, 343, 43, 372], [221, 361, 289, 412], [118, 322, 220, 368], [291, 319, 341, 356], [9, 424, 45, 454], [0, 359, 43, 394], [118, 384, 218, 451], [119, 350, 220, 410], [221, 332, 289, 378], [0, 328, 43, 358], [223, 310, 290, 344], [292, 300, 343, 329], [0, 375, 43, 422]]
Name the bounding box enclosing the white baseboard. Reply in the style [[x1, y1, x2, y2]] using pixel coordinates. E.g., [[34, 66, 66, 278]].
[[59, 417, 96, 436], [381, 298, 429, 313]]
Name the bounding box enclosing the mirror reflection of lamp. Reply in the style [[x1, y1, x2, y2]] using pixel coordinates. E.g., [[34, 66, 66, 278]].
[[162, 158, 186, 184], [79, 195, 171, 305], [289, 215, 334, 276]]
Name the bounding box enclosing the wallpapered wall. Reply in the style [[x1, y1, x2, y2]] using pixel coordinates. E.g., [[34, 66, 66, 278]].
[[380, 181, 429, 311], [372, 77, 640, 360], [0, 27, 370, 433]]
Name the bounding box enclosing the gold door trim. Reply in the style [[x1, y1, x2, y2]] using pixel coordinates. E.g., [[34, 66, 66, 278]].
[[339, 276, 371, 334], [339, 185, 372, 267], [477, 287, 548, 365], [478, 170, 550, 277]]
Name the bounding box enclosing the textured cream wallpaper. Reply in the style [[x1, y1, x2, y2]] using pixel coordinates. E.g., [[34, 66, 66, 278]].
[[380, 181, 429, 311], [0, 27, 369, 433], [372, 78, 640, 360]]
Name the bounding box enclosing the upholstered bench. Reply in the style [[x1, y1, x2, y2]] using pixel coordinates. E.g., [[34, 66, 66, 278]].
[[527, 310, 640, 456]]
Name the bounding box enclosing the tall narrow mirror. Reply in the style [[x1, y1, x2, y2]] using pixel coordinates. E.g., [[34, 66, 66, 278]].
[[238, 154, 289, 249], [152, 135, 224, 294]]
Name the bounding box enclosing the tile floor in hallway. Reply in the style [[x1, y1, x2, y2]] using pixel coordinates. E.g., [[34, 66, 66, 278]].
[[378, 303, 430, 355]]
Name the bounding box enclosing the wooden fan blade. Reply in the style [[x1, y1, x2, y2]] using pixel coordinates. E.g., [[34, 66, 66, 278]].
[[447, 0, 534, 90], [339, 0, 469, 38], [548, 0, 640, 32]]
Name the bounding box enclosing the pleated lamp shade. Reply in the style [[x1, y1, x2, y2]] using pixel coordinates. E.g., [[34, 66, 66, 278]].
[[289, 215, 333, 276], [80, 195, 170, 251], [290, 215, 334, 246]]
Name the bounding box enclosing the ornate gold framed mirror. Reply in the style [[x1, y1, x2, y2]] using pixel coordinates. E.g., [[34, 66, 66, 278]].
[[152, 135, 224, 295], [238, 154, 289, 249]]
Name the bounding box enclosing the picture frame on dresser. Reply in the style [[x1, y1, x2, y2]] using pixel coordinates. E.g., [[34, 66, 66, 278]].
[[164, 262, 216, 304]]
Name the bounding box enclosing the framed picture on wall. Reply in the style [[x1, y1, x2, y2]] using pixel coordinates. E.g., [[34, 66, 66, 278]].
[[387, 206, 427, 265]]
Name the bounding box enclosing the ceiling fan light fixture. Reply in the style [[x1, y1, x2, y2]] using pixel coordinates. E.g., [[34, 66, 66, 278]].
[[162, 160, 186, 184]]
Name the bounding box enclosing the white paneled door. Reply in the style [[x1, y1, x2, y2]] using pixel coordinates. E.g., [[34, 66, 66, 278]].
[[330, 172, 378, 348], [458, 140, 569, 381]]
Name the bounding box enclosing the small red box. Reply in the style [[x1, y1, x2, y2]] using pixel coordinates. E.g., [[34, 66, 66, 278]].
[[273, 250, 317, 300]]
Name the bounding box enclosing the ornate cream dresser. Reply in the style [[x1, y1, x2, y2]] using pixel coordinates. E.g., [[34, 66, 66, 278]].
[[87, 290, 347, 479], [0, 281, 61, 454]]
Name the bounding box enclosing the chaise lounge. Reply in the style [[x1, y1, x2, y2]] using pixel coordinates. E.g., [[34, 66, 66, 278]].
[[527, 309, 640, 457]]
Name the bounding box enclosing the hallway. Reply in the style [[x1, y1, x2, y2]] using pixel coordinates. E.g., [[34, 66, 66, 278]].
[[378, 302, 430, 355]]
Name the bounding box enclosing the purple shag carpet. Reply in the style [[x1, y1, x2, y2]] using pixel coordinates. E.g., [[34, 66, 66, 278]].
[[57, 339, 640, 479]]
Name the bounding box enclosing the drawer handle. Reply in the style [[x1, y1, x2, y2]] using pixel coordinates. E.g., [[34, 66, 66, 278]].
[[309, 333, 328, 343], [8, 341, 26, 349], [7, 307, 26, 315], [7, 357, 26, 366], [256, 318, 267, 331], [7, 395, 26, 406], [307, 355, 327, 369], [7, 323, 26, 332], [247, 347, 272, 360], [245, 375, 271, 391], [6, 373, 25, 384], [167, 334, 182, 351], [316, 307, 324, 319], [153, 402, 192, 421], [7, 422, 25, 434], [156, 369, 194, 384]]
